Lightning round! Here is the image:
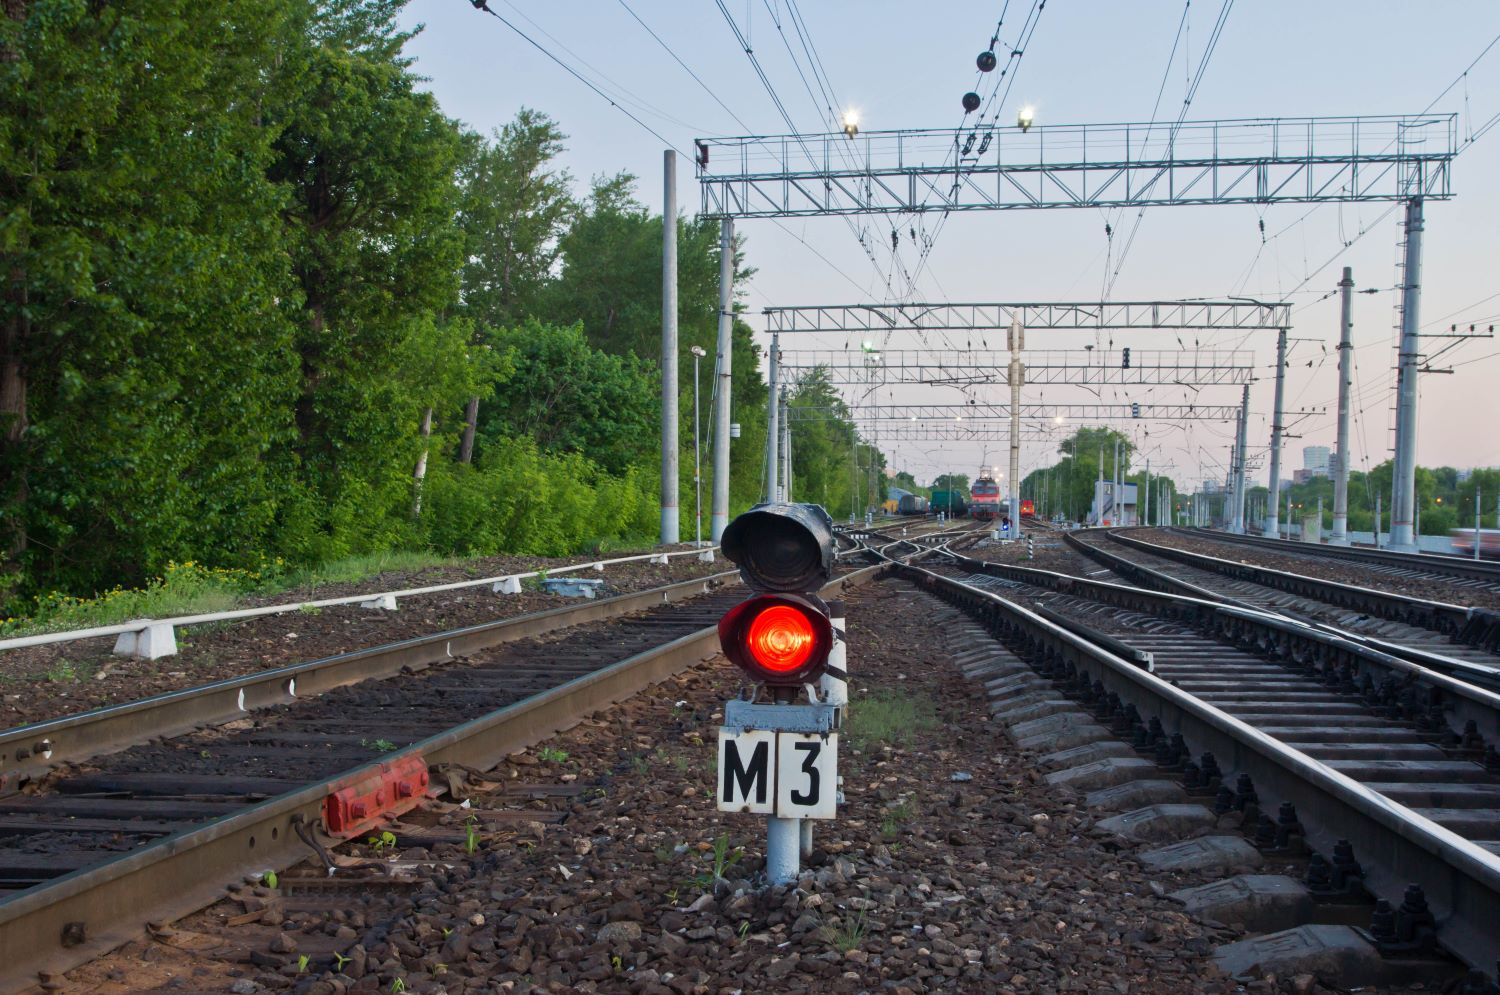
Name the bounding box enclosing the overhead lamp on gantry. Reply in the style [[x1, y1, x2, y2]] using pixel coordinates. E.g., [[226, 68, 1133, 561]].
[[1017, 106, 1036, 132], [842, 109, 859, 138]]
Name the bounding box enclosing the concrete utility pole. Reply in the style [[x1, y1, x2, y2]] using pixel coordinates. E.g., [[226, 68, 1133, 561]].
[[1233, 384, 1250, 533], [1263, 327, 1288, 538], [782, 391, 792, 501], [660, 150, 680, 545], [711, 218, 735, 541], [1008, 317, 1024, 537], [1330, 266, 1355, 545], [1389, 198, 1424, 552], [767, 333, 780, 502], [1143, 458, 1150, 528]]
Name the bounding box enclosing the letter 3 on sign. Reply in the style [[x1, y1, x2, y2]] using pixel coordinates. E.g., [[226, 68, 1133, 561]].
[[776, 732, 838, 819], [716, 729, 775, 814]]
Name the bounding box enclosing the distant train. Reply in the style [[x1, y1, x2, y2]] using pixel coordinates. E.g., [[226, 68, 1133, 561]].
[[1450, 528, 1500, 559], [970, 477, 1001, 521], [1020, 498, 1035, 518], [897, 493, 930, 515], [930, 489, 967, 517]]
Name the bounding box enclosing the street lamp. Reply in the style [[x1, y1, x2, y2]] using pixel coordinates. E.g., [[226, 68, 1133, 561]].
[[691, 346, 707, 545]]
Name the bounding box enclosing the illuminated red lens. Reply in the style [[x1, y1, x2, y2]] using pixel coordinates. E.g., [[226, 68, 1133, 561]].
[[745, 604, 817, 673]]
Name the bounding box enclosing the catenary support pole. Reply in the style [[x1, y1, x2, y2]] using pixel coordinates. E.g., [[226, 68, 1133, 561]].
[[1389, 198, 1424, 552], [660, 150, 680, 545], [1477, 485, 1483, 561], [1375, 494, 1382, 548], [1008, 317, 1024, 538], [1263, 327, 1288, 537], [767, 334, 780, 502], [693, 351, 703, 545], [1234, 384, 1250, 533], [782, 391, 792, 503], [1330, 267, 1355, 545], [711, 218, 735, 541], [1143, 458, 1150, 527]]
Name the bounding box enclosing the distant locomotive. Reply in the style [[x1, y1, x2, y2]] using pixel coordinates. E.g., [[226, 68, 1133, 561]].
[[970, 477, 1001, 522], [1020, 498, 1035, 518]]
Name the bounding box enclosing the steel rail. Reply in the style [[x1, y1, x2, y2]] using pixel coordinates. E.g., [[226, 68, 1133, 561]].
[[1, 571, 747, 789], [1102, 528, 1486, 644], [1172, 526, 1500, 583], [949, 547, 1500, 729], [898, 561, 1500, 974], [0, 563, 889, 991], [1061, 529, 1500, 697]]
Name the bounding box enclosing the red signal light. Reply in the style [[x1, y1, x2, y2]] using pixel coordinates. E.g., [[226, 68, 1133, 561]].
[[718, 594, 833, 685]]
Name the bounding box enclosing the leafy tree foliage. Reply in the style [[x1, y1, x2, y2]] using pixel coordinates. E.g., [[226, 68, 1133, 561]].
[[783, 368, 885, 519], [0, 0, 806, 608]]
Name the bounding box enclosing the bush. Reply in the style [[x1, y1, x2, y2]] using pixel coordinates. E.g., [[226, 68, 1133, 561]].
[[417, 438, 657, 558]]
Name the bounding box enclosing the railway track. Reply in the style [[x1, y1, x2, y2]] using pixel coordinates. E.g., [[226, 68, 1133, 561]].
[[1174, 526, 1500, 592], [1069, 527, 1500, 686], [899, 553, 1500, 978], [0, 561, 892, 991]]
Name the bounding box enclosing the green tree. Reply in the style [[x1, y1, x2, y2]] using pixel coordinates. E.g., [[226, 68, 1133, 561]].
[[267, 10, 466, 559], [1, 0, 302, 598], [476, 320, 656, 475], [454, 110, 574, 460]]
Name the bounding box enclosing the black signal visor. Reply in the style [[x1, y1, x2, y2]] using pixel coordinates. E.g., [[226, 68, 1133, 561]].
[[720, 502, 834, 593], [718, 593, 833, 685]]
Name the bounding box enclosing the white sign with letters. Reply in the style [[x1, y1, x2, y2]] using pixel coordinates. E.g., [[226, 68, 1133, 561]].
[[717, 729, 838, 819], [717, 729, 775, 814], [775, 732, 838, 819]]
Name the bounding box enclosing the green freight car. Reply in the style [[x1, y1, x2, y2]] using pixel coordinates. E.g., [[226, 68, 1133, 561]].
[[929, 489, 968, 516]]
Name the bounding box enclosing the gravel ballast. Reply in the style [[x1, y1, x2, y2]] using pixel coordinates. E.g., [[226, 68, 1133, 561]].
[[56, 576, 1267, 994]]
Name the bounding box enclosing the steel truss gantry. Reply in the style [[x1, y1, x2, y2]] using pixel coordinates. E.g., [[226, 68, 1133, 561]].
[[817, 403, 1239, 422], [697, 115, 1455, 218], [699, 115, 1457, 545], [764, 301, 1291, 334], [778, 348, 1254, 386]]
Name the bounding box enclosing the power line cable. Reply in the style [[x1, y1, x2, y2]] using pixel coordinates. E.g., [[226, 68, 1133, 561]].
[[467, 1, 688, 156]]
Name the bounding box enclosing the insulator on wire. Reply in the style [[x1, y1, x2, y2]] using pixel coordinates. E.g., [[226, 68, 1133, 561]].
[[962, 92, 982, 113], [962, 132, 977, 155], [891, 230, 899, 251], [977, 131, 993, 154]]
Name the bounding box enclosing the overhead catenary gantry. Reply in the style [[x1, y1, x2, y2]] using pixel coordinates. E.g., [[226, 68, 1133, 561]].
[[822, 402, 1240, 422], [766, 298, 1285, 535], [777, 349, 1253, 386], [682, 113, 1456, 543]]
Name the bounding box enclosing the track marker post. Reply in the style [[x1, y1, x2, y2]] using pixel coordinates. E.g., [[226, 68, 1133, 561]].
[[714, 503, 843, 886]]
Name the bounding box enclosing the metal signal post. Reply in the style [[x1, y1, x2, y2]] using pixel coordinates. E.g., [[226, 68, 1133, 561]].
[[715, 504, 844, 885]]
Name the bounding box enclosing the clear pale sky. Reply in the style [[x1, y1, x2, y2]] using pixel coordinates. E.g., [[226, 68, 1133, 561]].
[[399, 0, 1500, 492]]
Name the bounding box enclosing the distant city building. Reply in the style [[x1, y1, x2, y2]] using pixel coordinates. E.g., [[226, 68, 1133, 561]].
[[1457, 468, 1473, 483], [1302, 446, 1331, 478], [1292, 469, 1313, 485]]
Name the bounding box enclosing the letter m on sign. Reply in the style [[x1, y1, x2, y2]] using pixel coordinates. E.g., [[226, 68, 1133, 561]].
[[717, 729, 775, 814]]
